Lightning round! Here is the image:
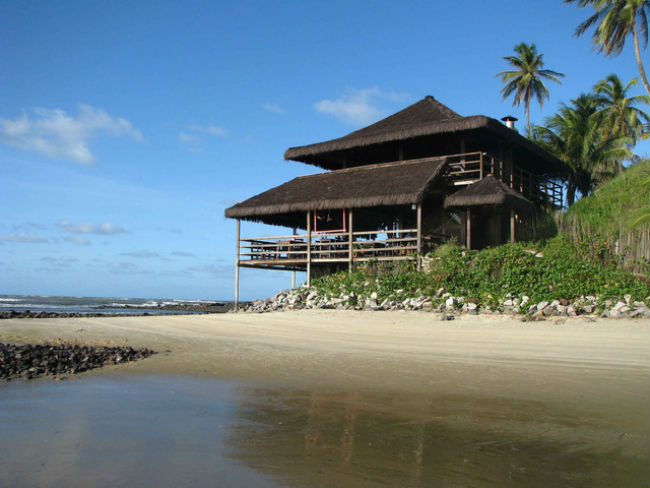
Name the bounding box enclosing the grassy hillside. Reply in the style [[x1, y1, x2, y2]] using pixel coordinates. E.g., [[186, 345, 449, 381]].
[[557, 160, 650, 274]]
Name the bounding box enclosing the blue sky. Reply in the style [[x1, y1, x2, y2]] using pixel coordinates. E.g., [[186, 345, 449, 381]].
[[1, 1, 647, 300]]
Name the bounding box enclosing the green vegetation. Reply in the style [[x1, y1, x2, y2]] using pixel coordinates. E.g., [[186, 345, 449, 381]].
[[566, 0, 650, 97], [496, 42, 565, 135], [533, 76, 648, 205], [557, 159, 650, 275], [559, 159, 650, 235], [311, 236, 649, 310]]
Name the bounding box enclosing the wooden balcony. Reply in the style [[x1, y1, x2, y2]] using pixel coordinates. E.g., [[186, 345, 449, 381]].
[[445, 151, 563, 207], [238, 229, 420, 271]]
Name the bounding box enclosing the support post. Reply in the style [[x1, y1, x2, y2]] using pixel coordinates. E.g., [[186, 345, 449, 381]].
[[416, 203, 422, 271], [466, 209, 472, 249], [234, 219, 240, 311], [510, 209, 515, 244], [291, 226, 296, 289], [348, 209, 354, 272], [306, 211, 312, 287]]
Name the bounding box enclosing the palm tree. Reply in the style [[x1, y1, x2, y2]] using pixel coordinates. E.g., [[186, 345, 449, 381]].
[[594, 74, 650, 171], [496, 43, 565, 135], [534, 94, 631, 205], [566, 0, 650, 96]]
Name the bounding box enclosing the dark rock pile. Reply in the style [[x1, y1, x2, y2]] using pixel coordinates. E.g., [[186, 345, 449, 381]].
[[1, 343, 157, 381]]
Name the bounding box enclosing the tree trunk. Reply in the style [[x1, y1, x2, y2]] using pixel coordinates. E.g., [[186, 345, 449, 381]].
[[633, 22, 650, 97], [525, 100, 531, 136], [566, 182, 577, 207]]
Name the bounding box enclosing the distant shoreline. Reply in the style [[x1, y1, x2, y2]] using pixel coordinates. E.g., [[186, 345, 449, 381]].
[[0, 302, 238, 319]]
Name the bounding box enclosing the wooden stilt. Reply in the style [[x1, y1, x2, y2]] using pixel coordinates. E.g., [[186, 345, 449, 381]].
[[306, 211, 312, 287], [291, 226, 296, 289], [348, 209, 354, 272], [234, 219, 240, 311], [510, 209, 515, 243]]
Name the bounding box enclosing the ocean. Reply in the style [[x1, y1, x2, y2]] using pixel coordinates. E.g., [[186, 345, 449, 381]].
[[0, 295, 220, 315]]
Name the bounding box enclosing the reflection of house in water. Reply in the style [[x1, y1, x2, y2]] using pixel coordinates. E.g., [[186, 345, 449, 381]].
[[226, 387, 616, 487], [226, 96, 565, 305]]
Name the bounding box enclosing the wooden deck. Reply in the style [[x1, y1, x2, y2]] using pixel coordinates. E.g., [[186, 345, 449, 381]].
[[238, 229, 420, 271]]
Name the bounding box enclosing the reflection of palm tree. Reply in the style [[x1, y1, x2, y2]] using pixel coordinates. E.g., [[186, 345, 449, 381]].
[[496, 43, 565, 135], [567, 0, 650, 96], [594, 74, 650, 171], [534, 94, 631, 205]]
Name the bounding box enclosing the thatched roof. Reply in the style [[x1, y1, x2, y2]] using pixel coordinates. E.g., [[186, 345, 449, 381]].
[[444, 175, 533, 212], [284, 95, 564, 174], [225, 157, 447, 225]]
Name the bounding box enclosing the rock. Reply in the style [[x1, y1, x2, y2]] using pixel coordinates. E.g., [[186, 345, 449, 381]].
[[536, 301, 549, 312], [1, 343, 156, 381]]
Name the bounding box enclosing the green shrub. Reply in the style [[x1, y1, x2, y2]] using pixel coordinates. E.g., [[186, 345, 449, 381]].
[[310, 238, 649, 307]]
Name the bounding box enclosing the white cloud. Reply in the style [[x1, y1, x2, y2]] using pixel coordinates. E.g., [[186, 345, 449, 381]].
[[0, 233, 48, 243], [57, 220, 126, 235], [64, 235, 90, 246], [171, 251, 195, 257], [178, 131, 200, 144], [261, 103, 284, 114], [185, 263, 232, 276], [188, 124, 229, 137], [107, 261, 152, 275], [314, 87, 409, 126], [41, 256, 79, 266], [179, 124, 228, 151], [0, 104, 144, 164], [120, 250, 160, 258]]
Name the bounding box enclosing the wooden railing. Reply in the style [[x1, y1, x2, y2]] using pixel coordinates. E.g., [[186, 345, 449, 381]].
[[444, 151, 563, 207], [238, 229, 418, 266]]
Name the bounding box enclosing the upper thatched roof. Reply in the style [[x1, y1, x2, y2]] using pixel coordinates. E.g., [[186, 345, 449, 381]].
[[225, 157, 447, 224], [444, 175, 533, 212], [284, 95, 564, 174]]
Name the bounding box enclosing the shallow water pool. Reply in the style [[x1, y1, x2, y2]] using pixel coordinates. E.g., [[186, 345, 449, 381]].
[[1, 375, 647, 487]]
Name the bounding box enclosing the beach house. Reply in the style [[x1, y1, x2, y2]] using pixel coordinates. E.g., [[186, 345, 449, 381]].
[[225, 96, 565, 304]]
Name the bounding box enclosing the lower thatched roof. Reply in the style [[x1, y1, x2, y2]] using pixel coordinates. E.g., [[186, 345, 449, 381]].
[[443, 175, 533, 212], [225, 157, 447, 222]]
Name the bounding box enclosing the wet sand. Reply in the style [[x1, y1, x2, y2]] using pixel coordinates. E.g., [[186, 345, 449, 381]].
[[1, 311, 648, 486]]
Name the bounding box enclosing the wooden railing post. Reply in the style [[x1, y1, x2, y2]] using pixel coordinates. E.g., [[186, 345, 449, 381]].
[[291, 227, 296, 289], [234, 219, 240, 311], [306, 211, 312, 287], [416, 203, 422, 271], [348, 209, 354, 272]]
